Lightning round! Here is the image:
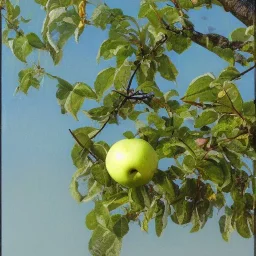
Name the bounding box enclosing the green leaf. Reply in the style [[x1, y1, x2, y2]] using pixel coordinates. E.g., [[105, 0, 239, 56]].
[[26, 33, 46, 49], [69, 179, 82, 202], [140, 186, 151, 208], [91, 163, 111, 186], [212, 47, 235, 65], [245, 25, 254, 36], [6, 0, 20, 20], [194, 110, 218, 128], [91, 4, 112, 29], [160, 6, 180, 24], [21, 17, 31, 23], [211, 115, 242, 137], [94, 67, 116, 100], [17, 68, 42, 94], [219, 159, 232, 190], [156, 54, 178, 81], [236, 215, 252, 238], [216, 82, 243, 113], [174, 199, 193, 225], [65, 82, 96, 120], [89, 225, 122, 256], [230, 28, 251, 42], [113, 216, 129, 238], [153, 171, 177, 202], [148, 112, 166, 129], [69, 164, 92, 202], [223, 148, 242, 168], [114, 60, 132, 90], [136, 81, 163, 97], [103, 191, 129, 211], [190, 209, 201, 233], [219, 212, 234, 241], [83, 106, 111, 122], [182, 73, 217, 102], [71, 144, 89, 168], [214, 66, 240, 84], [169, 165, 186, 179], [140, 60, 151, 77], [136, 61, 157, 86], [91, 141, 110, 161], [82, 177, 102, 202], [55, 78, 73, 113], [164, 89, 179, 102], [128, 110, 144, 121], [43, 7, 79, 63], [12, 36, 33, 63], [2, 28, 9, 46], [155, 199, 170, 237], [35, 0, 48, 6], [198, 160, 224, 185], [123, 131, 135, 139], [183, 155, 196, 173], [167, 31, 192, 54], [73, 82, 97, 100], [94, 201, 111, 227], [45, 0, 73, 11], [138, 3, 160, 27], [129, 187, 145, 211], [213, 192, 226, 210], [243, 101, 255, 117], [142, 197, 158, 232], [85, 210, 98, 230], [72, 126, 99, 141], [97, 39, 129, 62]]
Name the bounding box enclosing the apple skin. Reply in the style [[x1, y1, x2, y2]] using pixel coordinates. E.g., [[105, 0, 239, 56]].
[[105, 138, 158, 188]]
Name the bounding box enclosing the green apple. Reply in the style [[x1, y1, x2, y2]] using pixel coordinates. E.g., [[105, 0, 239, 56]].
[[105, 138, 158, 188]]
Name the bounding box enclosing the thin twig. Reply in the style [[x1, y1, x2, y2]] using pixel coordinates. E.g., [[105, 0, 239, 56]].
[[69, 129, 84, 148], [69, 129, 97, 161], [126, 62, 141, 94], [90, 116, 111, 140], [112, 90, 127, 98], [231, 64, 256, 81]]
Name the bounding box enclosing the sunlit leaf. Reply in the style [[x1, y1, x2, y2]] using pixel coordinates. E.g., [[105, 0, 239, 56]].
[[194, 110, 218, 128], [13, 36, 32, 63], [88, 225, 122, 256], [94, 67, 116, 100]]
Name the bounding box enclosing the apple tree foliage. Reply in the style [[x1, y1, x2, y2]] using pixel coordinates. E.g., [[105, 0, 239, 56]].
[[1, 0, 256, 255]]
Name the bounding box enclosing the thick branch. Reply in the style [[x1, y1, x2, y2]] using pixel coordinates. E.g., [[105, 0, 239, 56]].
[[217, 0, 255, 26], [164, 22, 247, 65]]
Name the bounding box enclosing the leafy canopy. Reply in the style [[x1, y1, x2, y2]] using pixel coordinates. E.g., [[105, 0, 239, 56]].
[[1, 0, 255, 255]]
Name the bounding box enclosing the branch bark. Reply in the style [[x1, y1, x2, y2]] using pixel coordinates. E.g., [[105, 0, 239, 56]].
[[217, 0, 255, 26]]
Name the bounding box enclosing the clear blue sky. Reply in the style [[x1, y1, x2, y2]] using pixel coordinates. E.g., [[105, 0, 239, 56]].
[[2, 1, 254, 255]]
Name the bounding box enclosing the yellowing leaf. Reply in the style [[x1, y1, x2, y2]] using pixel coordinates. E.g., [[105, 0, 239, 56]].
[[218, 90, 226, 98]]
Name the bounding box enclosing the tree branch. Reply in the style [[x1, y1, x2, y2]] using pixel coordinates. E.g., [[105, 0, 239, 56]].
[[126, 62, 141, 94], [231, 63, 256, 81], [68, 129, 97, 162], [90, 116, 111, 140], [217, 0, 255, 26]]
